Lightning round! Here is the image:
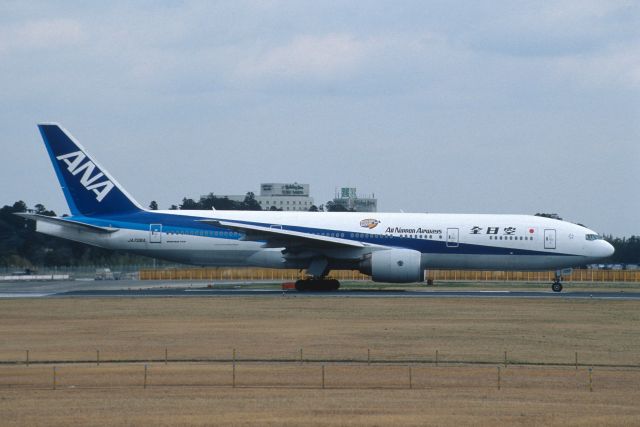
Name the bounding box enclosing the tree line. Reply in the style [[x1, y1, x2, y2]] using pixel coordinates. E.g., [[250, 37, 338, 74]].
[[1, 200, 638, 268], [149, 192, 352, 212], [0, 201, 154, 268]]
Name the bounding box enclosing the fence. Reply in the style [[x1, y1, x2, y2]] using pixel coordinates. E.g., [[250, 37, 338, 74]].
[[0, 264, 175, 279], [0, 274, 70, 281], [428, 269, 640, 282], [139, 267, 640, 282], [3, 266, 638, 282], [4, 347, 640, 369], [139, 267, 368, 281], [1, 358, 635, 392]]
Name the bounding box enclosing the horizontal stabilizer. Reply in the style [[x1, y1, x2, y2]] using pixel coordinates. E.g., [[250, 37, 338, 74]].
[[15, 213, 119, 234]]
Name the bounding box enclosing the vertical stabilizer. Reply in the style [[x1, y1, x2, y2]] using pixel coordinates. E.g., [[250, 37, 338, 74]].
[[38, 123, 143, 216]]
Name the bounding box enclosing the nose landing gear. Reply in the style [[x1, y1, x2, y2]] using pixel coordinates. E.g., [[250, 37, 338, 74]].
[[551, 270, 563, 292]]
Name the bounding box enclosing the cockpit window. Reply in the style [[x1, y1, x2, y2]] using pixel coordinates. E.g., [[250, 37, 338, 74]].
[[585, 234, 603, 241]]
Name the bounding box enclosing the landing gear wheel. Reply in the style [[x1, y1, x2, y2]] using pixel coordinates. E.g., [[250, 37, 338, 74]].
[[294, 280, 309, 292], [552, 282, 563, 293], [295, 278, 340, 292], [325, 279, 340, 291]]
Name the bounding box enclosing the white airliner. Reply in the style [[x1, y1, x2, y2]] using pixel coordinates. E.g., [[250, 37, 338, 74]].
[[19, 124, 614, 292]]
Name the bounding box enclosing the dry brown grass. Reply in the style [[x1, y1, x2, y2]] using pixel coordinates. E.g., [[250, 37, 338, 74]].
[[0, 297, 639, 425], [1, 373, 639, 426], [0, 297, 638, 365]]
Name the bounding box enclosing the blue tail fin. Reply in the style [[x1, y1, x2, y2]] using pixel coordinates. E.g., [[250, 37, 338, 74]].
[[38, 123, 143, 216]]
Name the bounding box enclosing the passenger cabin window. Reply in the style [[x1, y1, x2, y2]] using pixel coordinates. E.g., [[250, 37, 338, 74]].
[[585, 234, 603, 241]]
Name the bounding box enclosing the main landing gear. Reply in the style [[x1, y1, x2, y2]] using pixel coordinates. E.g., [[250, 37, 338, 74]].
[[294, 278, 340, 292], [296, 257, 340, 291], [552, 271, 563, 292]]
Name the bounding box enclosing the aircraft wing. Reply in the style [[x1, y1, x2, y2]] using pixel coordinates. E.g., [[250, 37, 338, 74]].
[[197, 219, 365, 249], [15, 213, 119, 234]]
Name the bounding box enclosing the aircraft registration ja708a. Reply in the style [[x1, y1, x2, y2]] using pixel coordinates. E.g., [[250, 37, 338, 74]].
[[19, 124, 614, 292]]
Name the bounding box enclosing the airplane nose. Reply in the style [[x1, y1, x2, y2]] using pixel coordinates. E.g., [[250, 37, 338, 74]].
[[601, 241, 615, 258]]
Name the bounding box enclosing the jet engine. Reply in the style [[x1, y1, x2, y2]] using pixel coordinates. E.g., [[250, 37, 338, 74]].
[[359, 249, 424, 283]]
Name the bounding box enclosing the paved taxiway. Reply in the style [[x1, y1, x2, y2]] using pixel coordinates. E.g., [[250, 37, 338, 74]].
[[1, 280, 639, 300]]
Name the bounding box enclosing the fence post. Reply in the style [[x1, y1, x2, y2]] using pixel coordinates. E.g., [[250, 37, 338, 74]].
[[321, 365, 325, 389], [497, 367, 501, 390], [300, 348, 303, 365], [504, 350, 507, 367], [408, 366, 413, 389], [575, 351, 578, 370], [52, 366, 56, 390], [435, 350, 439, 367], [367, 348, 370, 365], [589, 367, 593, 392], [232, 348, 237, 388], [26, 350, 29, 367], [165, 347, 168, 365], [97, 349, 100, 366], [232, 362, 236, 388], [144, 364, 148, 389]]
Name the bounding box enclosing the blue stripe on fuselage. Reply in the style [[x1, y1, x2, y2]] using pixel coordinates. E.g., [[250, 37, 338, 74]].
[[68, 211, 574, 257]]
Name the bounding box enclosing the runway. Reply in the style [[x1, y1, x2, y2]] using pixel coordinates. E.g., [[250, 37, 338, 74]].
[[1, 280, 639, 300], [57, 289, 640, 300]]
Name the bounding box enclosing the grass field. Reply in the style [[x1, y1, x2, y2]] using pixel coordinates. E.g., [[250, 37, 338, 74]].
[[1, 296, 639, 425]]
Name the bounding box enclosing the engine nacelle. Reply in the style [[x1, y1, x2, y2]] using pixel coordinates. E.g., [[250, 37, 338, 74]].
[[359, 249, 424, 283]]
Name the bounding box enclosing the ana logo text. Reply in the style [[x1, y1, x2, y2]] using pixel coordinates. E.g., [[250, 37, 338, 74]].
[[56, 151, 114, 202], [360, 218, 380, 229], [470, 226, 524, 235]]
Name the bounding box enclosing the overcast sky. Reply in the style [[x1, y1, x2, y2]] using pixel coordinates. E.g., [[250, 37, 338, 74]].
[[1, 1, 638, 236]]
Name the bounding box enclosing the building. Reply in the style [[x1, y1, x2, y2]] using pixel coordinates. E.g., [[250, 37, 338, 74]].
[[332, 187, 377, 212], [257, 183, 314, 211], [216, 183, 314, 211]]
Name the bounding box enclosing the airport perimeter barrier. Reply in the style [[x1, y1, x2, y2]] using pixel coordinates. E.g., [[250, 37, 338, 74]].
[[1, 358, 637, 392], [0, 264, 169, 279], [138, 267, 640, 282], [0, 274, 70, 282]]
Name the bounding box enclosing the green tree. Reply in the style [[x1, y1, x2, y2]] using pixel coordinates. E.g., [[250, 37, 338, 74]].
[[534, 213, 562, 220], [241, 192, 262, 211], [34, 203, 56, 216], [179, 198, 199, 210], [212, 197, 238, 210], [607, 236, 640, 264], [198, 193, 217, 210], [325, 201, 350, 212]]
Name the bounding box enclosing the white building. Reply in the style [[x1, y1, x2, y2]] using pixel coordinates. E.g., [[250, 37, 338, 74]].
[[332, 187, 377, 212], [218, 183, 314, 211]]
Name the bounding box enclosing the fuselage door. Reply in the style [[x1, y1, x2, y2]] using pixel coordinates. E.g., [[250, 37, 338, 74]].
[[149, 224, 162, 244], [446, 228, 459, 248], [544, 229, 556, 249]]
